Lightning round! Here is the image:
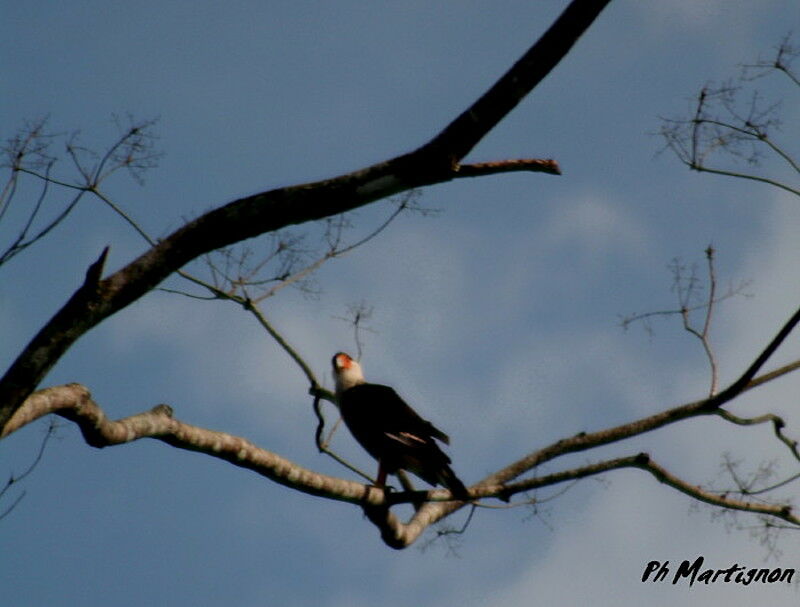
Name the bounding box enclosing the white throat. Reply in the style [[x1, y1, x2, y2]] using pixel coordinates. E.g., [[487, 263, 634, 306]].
[[334, 357, 366, 394]]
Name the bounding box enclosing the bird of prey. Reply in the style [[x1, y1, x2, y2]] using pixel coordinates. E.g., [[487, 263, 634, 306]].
[[331, 352, 468, 498]]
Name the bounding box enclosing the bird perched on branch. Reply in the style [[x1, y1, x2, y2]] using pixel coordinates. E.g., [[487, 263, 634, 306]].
[[331, 352, 468, 499]]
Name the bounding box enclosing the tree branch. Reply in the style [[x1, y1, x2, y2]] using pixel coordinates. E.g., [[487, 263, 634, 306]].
[[6, 317, 800, 549], [467, 303, 800, 493], [455, 158, 561, 178], [422, 0, 612, 162], [1, 384, 387, 504], [688, 163, 800, 198], [363, 450, 800, 548], [1, 0, 612, 430]]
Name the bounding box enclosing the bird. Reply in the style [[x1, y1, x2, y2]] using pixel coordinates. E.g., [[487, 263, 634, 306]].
[[331, 351, 469, 499]]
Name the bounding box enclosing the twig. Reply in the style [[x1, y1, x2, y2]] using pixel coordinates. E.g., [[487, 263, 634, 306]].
[[715, 408, 800, 465], [455, 158, 561, 177], [679, 246, 719, 396], [689, 164, 800, 198], [0, 417, 58, 520]]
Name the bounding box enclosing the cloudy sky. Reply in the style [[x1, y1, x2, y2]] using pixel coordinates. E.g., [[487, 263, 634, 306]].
[[2, 1, 800, 605]]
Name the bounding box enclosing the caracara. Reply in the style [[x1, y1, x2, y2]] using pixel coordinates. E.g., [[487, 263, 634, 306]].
[[331, 352, 468, 498]]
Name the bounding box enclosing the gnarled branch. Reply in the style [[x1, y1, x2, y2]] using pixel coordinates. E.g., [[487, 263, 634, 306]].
[[6, 297, 800, 549]]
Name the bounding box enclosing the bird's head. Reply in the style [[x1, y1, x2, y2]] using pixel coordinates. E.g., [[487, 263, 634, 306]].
[[332, 352, 365, 394]]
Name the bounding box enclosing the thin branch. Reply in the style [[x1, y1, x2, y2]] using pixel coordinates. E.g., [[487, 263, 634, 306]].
[[744, 358, 800, 390], [715, 303, 800, 405], [310, 391, 372, 481], [715, 408, 800, 465], [0, 170, 88, 267], [0, 417, 58, 520], [660, 38, 799, 199], [13, 167, 90, 191], [465, 453, 798, 525], [697, 118, 800, 175], [705, 453, 800, 510], [418, 504, 477, 555], [699, 247, 718, 394], [91, 186, 157, 245], [334, 301, 376, 361], [741, 33, 800, 87], [676, 247, 720, 395], [701, 247, 717, 343], [242, 303, 376, 478], [475, 304, 800, 494], [742, 472, 800, 497], [166, 266, 371, 481], [455, 158, 561, 177], [243, 298, 321, 390], [636, 454, 798, 525], [619, 277, 750, 333], [689, 163, 800, 198], [367, 451, 800, 548], [253, 191, 416, 303]]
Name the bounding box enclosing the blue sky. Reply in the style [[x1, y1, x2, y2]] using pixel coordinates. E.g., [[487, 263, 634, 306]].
[[2, 1, 800, 605]]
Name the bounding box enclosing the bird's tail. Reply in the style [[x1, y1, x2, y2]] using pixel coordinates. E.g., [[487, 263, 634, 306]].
[[438, 466, 470, 500]]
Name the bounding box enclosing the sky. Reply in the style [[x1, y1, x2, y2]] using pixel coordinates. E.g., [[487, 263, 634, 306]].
[[2, 1, 800, 605]]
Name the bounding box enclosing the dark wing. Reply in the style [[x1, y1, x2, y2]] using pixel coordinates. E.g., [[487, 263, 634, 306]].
[[339, 383, 449, 445], [338, 383, 460, 489]]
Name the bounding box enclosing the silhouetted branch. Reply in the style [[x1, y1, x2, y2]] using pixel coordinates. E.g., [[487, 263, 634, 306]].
[[659, 34, 798, 198], [620, 254, 751, 338], [0, 418, 58, 521]]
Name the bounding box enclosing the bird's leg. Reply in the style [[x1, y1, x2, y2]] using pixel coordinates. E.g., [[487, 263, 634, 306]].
[[375, 462, 388, 488]]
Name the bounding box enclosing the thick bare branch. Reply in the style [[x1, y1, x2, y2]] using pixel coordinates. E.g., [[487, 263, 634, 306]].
[[2, 384, 385, 504], [7, 320, 800, 550], [422, 0, 612, 162]]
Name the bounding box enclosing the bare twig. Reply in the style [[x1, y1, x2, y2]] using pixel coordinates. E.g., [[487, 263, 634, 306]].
[[0, 418, 58, 521], [741, 33, 800, 87], [678, 246, 719, 395], [659, 35, 798, 199], [622, 248, 753, 396], [334, 301, 376, 361], [0, 117, 161, 269], [716, 409, 800, 467]]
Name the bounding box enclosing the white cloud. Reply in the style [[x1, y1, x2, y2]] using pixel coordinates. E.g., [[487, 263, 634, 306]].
[[101, 290, 316, 432], [725, 193, 800, 372], [537, 194, 652, 266]]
